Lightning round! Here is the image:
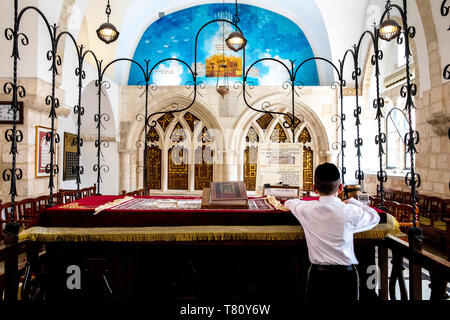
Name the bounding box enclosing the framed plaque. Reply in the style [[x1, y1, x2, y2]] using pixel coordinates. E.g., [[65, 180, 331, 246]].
[[255, 143, 303, 195], [63, 132, 78, 181], [263, 185, 300, 199], [35, 126, 56, 178], [0, 101, 24, 124]]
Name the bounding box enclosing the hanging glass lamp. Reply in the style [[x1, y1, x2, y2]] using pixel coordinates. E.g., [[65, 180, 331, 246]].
[[225, 0, 246, 52], [379, 0, 401, 41], [97, 0, 119, 44]]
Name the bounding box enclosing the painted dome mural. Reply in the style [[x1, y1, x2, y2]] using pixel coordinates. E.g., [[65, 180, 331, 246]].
[[128, 3, 319, 86]]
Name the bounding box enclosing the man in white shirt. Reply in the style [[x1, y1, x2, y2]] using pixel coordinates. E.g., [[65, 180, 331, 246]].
[[284, 162, 380, 301]]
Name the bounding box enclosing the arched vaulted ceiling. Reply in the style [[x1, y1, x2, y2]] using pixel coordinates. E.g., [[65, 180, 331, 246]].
[[74, 0, 337, 85], [114, 0, 334, 85], [61, 0, 431, 91]]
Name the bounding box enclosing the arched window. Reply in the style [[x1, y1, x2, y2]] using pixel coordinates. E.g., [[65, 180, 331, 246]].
[[298, 127, 311, 144], [168, 122, 189, 190], [244, 113, 315, 193], [298, 127, 313, 191], [144, 111, 216, 192], [183, 112, 201, 132], [270, 123, 288, 143], [386, 106, 410, 170], [146, 126, 162, 189], [303, 146, 313, 191], [243, 127, 259, 191], [195, 127, 214, 190]]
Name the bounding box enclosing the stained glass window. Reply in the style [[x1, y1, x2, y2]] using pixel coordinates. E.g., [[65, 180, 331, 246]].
[[244, 126, 259, 191], [195, 127, 213, 190], [270, 123, 288, 143]]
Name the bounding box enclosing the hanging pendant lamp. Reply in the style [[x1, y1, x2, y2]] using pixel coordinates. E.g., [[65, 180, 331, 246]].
[[97, 0, 120, 44], [217, 17, 229, 98], [225, 0, 246, 52], [216, 63, 229, 98], [379, 0, 401, 41]]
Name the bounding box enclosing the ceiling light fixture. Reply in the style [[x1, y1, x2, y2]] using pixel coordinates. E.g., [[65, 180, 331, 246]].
[[97, 0, 120, 44], [225, 0, 247, 52], [379, 0, 401, 41]]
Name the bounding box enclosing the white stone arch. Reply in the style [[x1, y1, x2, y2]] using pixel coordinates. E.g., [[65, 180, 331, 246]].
[[126, 94, 225, 193], [66, 4, 83, 32], [78, 80, 119, 195], [232, 95, 330, 184], [80, 80, 117, 136], [232, 96, 330, 158], [127, 94, 225, 152]]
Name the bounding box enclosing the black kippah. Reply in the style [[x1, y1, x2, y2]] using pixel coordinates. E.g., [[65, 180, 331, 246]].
[[314, 162, 340, 182]]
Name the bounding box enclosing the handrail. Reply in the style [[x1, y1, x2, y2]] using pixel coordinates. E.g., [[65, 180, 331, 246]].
[[0, 239, 33, 301], [381, 235, 450, 300], [385, 236, 450, 273]]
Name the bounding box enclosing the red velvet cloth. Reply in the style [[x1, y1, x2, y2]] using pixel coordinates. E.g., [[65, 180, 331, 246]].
[[34, 195, 385, 228], [37, 196, 298, 228]]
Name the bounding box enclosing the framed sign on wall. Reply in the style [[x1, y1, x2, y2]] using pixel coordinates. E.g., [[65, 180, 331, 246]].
[[0, 101, 24, 124], [255, 143, 303, 195], [63, 132, 78, 181], [35, 125, 56, 178]]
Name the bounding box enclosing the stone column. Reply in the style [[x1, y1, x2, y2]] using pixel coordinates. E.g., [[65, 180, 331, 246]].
[[222, 150, 238, 181], [319, 151, 333, 164], [118, 149, 131, 193], [130, 150, 138, 191]]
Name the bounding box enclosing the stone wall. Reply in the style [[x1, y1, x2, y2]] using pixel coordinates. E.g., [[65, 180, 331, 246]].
[[364, 173, 407, 196], [414, 81, 450, 198], [359, 1, 450, 200], [0, 78, 70, 203], [412, 0, 450, 199], [118, 85, 339, 193]]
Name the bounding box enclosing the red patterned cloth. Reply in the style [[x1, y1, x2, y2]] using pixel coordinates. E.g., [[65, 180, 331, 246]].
[[33, 195, 385, 228], [37, 195, 298, 228]]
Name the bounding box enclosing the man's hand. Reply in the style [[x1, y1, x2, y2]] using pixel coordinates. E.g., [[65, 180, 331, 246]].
[[267, 195, 290, 211]]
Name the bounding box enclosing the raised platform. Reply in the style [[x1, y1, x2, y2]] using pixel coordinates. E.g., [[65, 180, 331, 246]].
[[18, 195, 401, 301]]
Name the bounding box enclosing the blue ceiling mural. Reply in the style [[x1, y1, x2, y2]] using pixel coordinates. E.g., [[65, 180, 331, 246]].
[[128, 3, 319, 86]]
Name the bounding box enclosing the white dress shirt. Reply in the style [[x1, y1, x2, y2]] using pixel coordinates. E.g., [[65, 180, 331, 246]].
[[284, 196, 380, 265]]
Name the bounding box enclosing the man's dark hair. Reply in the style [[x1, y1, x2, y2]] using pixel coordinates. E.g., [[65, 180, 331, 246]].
[[314, 162, 341, 195]]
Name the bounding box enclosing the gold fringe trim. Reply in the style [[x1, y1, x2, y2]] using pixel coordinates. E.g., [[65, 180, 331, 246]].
[[19, 214, 402, 243], [59, 202, 90, 209]]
